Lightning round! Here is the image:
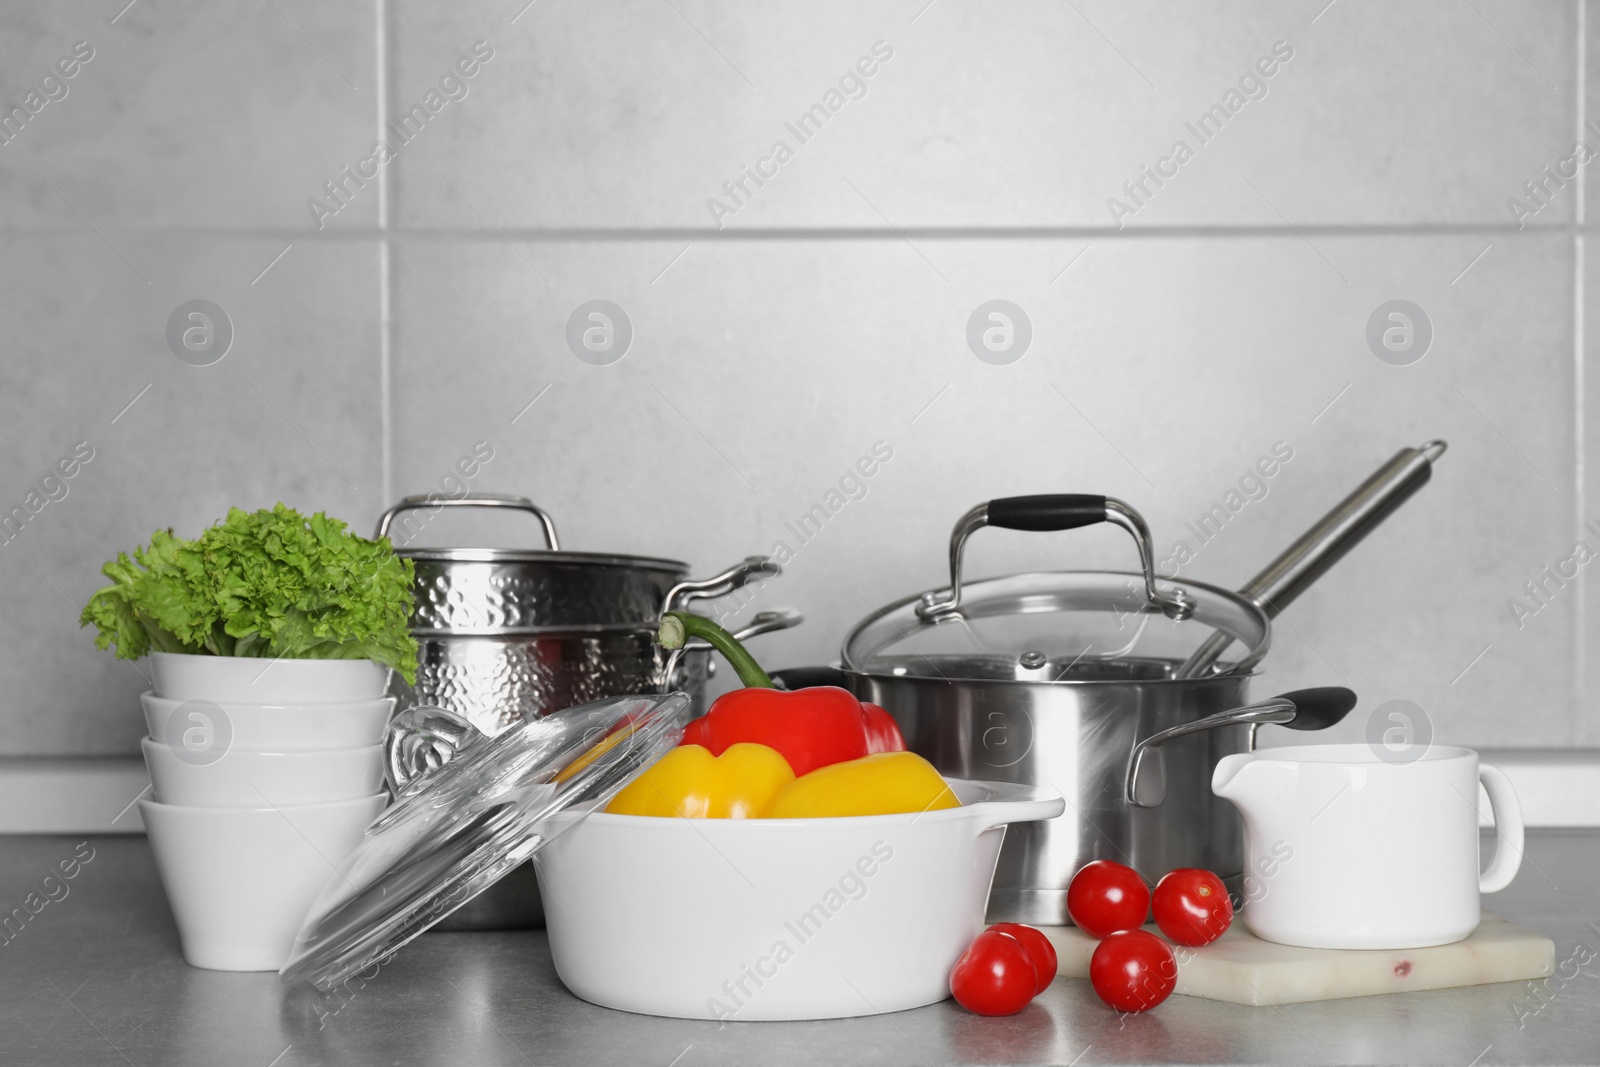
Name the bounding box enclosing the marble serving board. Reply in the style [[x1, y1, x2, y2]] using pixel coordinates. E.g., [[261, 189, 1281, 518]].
[[1042, 913, 1554, 1006]]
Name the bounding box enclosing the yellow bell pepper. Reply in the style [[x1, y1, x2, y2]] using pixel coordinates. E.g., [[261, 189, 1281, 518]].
[[605, 743, 794, 818], [762, 751, 961, 819]]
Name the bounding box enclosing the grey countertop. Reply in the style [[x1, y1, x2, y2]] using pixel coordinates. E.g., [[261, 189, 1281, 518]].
[[2, 832, 1597, 1067]]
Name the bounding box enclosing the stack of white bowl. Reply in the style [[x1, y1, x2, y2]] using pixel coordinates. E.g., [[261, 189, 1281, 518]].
[[137, 653, 392, 971]]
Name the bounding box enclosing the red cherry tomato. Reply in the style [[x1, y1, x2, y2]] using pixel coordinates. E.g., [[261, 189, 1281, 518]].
[[949, 929, 1036, 1016], [1089, 929, 1177, 1013], [1066, 860, 1150, 938], [988, 922, 1057, 995], [1152, 868, 1234, 947]]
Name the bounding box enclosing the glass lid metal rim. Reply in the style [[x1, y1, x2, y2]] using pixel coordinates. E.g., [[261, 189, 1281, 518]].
[[858, 656, 1264, 686], [840, 571, 1271, 681]]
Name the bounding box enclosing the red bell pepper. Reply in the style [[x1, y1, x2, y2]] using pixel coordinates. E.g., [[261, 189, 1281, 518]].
[[861, 703, 906, 755], [659, 612, 906, 777]]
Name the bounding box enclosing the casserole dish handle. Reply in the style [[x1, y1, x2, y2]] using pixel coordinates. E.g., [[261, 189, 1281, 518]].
[[967, 794, 1066, 834]]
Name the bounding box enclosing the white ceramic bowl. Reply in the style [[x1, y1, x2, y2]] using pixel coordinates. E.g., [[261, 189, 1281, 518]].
[[141, 737, 386, 808], [141, 793, 386, 971], [532, 779, 1063, 1021], [141, 692, 395, 753], [149, 651, 390, 704]]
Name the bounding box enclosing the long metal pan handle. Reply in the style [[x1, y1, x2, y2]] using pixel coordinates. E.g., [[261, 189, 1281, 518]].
[[916, 494, 1194, 622], [1174, 440, 1446, 679], [374, 493, 559, 549]]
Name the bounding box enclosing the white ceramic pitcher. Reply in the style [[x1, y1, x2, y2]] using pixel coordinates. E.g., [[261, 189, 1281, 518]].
[[1212, 743, 1523, 950]]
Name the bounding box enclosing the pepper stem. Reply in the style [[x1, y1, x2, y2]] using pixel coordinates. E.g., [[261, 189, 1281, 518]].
[[659, 611, 774, 689]]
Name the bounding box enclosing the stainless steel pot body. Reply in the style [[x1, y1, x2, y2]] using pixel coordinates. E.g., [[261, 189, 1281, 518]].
[[846, 665, 1252, 925], [395, 552, 704, 734]]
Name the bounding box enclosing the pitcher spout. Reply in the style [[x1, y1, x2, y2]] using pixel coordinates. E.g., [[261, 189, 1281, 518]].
[[1211, 752, 1258, 803]]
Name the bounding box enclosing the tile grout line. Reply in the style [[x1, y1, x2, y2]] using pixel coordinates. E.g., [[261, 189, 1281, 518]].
[[1577, 0, 1588, 748], [376, 0, 390, 234], [1, 225, 1592, 241], [377, 0, 394, 508]]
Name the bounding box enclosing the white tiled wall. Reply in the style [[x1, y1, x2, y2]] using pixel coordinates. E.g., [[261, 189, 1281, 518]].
[[1, 0, 1595, 756]]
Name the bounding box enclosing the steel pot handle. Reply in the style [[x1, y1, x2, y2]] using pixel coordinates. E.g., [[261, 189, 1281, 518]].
[[729, 607, 804, 641], [659, 608, 804, 693], [1124, 699, 1295, 809], [915, 495, 1194, 622], [374, 493, 559, 549], [1123, 686, 1356, 808], [663, 555, 778, 613]]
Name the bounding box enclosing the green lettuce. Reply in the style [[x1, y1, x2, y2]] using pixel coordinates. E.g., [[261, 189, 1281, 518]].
[[80, 504, 418, 684]]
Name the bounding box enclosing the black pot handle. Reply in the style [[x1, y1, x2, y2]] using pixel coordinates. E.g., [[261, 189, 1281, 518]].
[[986, 494, 1108, 532], [770, 666, 852, 692], [1269, 686, 1357, 732]]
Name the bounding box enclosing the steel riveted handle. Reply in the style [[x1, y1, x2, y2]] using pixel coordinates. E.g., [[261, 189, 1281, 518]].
[[663, 556, 780, 614], [374, 493, 560, 550], [657, 560, 795, 695], [916, 495, 1193, 622], [1124, 686, 1356, 808], [658, 608, 805, 694]]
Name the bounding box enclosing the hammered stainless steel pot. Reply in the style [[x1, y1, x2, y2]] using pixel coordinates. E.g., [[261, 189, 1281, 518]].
[[375, 492, 797, 929], [378, 494, 793, 734]]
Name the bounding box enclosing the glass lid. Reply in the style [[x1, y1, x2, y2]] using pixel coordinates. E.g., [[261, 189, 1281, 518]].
[[841, 495, 1271, 683], [279, 692, 688, 991]]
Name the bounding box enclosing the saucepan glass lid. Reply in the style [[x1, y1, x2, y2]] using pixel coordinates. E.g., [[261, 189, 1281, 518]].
[[279, 691, 688, 991], [843, 570, 1269, 683], [840, 494, 1269, 684]]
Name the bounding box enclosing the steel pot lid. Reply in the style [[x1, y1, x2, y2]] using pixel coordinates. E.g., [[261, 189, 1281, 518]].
[[279, 691, 689, 991], [841, 495, 1271, 684]]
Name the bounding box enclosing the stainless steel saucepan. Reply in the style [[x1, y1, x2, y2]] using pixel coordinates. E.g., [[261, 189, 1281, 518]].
[[773, 442, 1445, 925]]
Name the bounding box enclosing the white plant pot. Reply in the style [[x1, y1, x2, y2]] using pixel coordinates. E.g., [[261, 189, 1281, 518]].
[[149, 652, 390, 704]]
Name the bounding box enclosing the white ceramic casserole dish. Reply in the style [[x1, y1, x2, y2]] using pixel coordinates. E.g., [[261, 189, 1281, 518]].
[[532, 779, 1063, 1021]]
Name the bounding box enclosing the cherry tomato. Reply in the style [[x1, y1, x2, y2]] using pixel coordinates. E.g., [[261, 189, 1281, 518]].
[[1152, 868, 1233, 947], [1089, 929, 1177, 1013], [949, 928, 1036, 1016], [1066, 860, 1150, 938], [988, 922, 1057, 995]]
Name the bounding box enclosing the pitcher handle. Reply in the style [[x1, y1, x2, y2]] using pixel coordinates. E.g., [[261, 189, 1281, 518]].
[[1478, 762, 1524, 893]]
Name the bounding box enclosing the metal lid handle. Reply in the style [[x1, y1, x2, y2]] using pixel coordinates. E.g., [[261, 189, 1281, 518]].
[[374, 493, 559, 549], [916, 494, 1194, 622]]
